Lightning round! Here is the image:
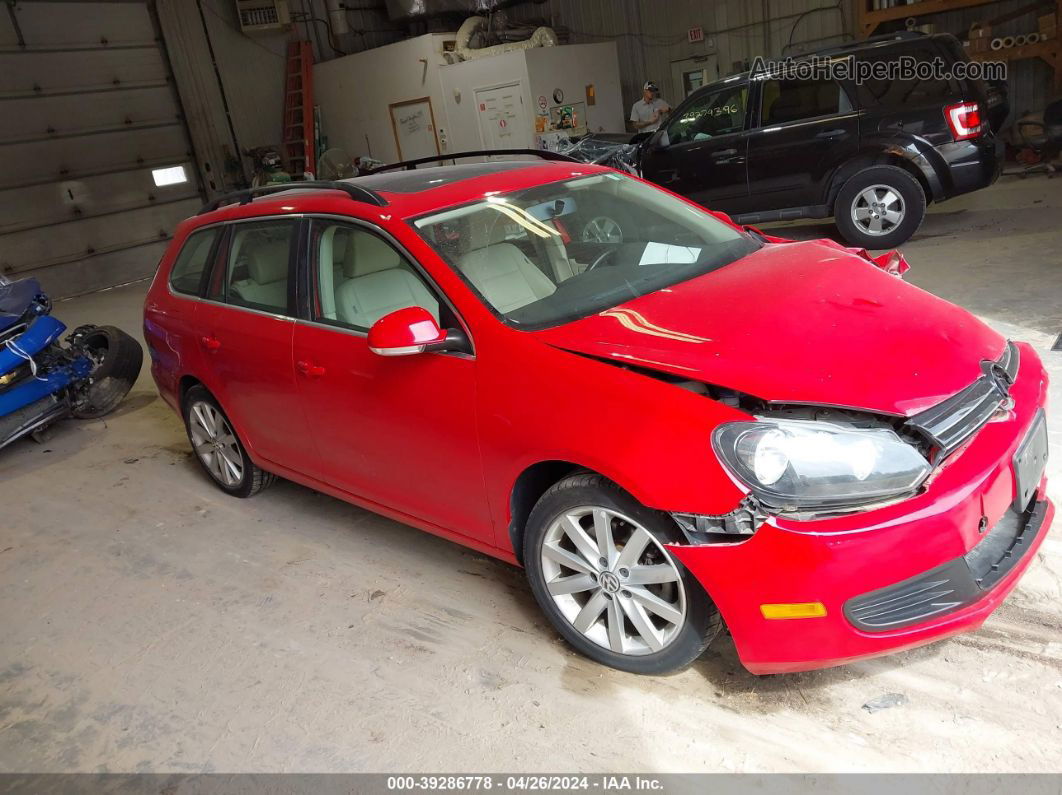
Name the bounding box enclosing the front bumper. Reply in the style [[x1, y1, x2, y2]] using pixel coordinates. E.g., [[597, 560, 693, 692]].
[[667, 341, 1052, 674]]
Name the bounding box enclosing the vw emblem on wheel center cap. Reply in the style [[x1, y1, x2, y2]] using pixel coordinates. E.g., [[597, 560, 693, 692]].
[[599, 571, 621, 593]]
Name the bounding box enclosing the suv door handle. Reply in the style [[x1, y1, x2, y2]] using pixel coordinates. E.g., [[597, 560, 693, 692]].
[[711, 148, 738, 158], [200, 335, 221, 352], [296, 360, 326, 378], [815, 128, 847, 139]]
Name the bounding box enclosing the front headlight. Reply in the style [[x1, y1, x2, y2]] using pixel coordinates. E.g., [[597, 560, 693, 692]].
[[712, 419, 931, 511]]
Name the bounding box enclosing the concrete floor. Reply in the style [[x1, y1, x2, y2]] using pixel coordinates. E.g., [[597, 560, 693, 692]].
[[1, 176, 1061, 774]]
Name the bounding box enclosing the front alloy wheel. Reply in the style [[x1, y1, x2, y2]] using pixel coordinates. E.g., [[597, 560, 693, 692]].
[[541, 506, 686, 655], [524, 473, 721, 674]]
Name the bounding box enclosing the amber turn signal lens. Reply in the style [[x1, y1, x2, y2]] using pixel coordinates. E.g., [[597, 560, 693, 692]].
[[760, 602, 827, 619]]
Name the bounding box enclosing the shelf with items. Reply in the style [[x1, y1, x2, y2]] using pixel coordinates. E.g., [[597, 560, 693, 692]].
[[857, 0, 1009, 38]]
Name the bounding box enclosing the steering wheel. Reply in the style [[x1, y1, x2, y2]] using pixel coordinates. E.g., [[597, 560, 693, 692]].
[[586, 247, 617, 272]]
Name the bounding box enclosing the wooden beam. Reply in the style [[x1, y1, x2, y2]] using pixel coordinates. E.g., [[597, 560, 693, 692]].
[[857, 0, 1009, 38]]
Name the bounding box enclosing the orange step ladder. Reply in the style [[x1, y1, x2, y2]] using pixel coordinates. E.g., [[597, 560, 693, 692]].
[[282, 40, 315, 178]]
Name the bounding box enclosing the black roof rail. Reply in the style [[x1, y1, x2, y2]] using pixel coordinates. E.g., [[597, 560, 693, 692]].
[[362, 149, 580, 174], [799, 31, 930, 58], [197, 180, 387, 215]]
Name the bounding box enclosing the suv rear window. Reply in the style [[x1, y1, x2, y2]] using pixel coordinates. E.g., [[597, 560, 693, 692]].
[[169, 228, 219, 295], [854, 45, 959, 107]]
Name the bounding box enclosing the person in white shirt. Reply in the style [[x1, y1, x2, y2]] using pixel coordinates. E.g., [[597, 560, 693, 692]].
[[630, 81, 671, 132]]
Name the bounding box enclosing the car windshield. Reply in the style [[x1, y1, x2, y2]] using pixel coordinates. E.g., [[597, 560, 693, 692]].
[[411, 172, 759, 329]]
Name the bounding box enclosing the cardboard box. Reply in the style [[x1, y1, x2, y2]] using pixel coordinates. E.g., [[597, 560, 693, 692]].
[[1039, 13, 1057, 39], [968, 22, 992, 53]]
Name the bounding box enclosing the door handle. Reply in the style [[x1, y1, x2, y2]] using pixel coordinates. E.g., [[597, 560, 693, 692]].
[[815, 128, 847, 139], [711, 148, 738, 158], [200, 335, 221, 352], [296, 360, 326, 378]]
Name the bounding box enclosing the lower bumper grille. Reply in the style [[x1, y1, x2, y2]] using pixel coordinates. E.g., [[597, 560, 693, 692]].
[[844, 499, 1048, 632]]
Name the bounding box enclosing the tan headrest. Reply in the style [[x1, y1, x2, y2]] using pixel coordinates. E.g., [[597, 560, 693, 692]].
[[344, 231, 403, 278]]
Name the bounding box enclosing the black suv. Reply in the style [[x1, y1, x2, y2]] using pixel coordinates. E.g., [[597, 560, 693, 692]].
[[637, 33, 1007, 248]]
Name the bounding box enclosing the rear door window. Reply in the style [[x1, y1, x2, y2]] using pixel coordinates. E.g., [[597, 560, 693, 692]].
[[208, 220, 296, 314], [758, 79, 851, 125], [168, 228, 220, 296]]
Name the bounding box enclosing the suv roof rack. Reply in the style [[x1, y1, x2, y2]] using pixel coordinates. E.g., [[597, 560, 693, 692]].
[[800, 31, 931, 58], [363, 149, 580, 174], [197, 180, 387, 215]]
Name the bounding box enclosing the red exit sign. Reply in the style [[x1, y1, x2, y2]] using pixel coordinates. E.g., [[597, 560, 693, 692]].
[[688, 26, 704, 43]]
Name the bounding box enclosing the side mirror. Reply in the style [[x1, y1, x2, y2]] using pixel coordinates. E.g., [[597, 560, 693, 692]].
[[367, 306, 470, 357]]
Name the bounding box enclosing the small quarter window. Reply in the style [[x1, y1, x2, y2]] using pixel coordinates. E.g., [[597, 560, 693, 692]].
[[169, 228, 219, 296]]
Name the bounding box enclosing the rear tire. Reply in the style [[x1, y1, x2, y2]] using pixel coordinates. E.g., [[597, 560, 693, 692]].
[[834, 165, 925, 249], [523, 473, 721, 675], [182, 386, 274, 498], [69, 325, 143, 419]]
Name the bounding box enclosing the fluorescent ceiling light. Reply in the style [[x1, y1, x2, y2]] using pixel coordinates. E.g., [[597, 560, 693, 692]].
[[152, 165, 188, 187]]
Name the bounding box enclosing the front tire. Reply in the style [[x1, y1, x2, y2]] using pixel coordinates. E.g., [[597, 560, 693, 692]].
[[834, 165, 925, 249], [182, 386, 274, 498], [523, 473, 721, 675]]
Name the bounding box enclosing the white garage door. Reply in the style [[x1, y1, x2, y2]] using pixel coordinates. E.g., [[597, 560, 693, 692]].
[[0, 0, 203, 298]]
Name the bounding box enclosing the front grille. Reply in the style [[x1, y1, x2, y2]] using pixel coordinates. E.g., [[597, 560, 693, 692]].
[[844, 499, 1048, 632], [905, 341, 1018, 457]]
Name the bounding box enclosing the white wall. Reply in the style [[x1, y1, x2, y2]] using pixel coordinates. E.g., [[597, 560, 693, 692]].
[[313, 34, 453, 164], [524, 42, 624, 134], [437, 51, 531, 152]]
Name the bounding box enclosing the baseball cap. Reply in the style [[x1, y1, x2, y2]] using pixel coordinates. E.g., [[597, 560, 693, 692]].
[[643, 81, 658, 92]]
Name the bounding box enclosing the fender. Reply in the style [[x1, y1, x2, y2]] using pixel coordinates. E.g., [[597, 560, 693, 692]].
[[835, 133, 947, 204]]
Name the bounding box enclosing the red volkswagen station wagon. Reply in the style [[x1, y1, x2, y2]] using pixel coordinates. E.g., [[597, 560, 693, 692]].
[[144, 152, 1052, 675]]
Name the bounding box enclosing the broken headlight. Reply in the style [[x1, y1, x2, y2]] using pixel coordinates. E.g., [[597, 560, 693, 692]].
[[712, 419, 931, 511]]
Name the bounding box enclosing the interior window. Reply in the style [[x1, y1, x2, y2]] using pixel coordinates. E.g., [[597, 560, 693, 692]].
[[311, 222, 441, 332], [665, 84, 748, 144], [217, 220, 295, 314], [759, 79, 847, 125], [169, 228, 219, 295]]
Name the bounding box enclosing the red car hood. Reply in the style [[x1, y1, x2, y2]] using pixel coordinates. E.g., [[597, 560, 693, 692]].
[[535, 240, 1005, 416]]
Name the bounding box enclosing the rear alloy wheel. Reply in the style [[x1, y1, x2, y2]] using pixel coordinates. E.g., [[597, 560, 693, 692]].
[[524, 473, 720, 674], [834, 165, 925, 249], [182, 386, 273, 497]]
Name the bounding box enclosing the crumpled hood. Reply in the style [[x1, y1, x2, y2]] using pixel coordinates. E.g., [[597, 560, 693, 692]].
[[0, 277, 44, 334], [535, 240, 1005, 416]]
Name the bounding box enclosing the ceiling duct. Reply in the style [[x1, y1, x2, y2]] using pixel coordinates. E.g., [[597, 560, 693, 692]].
[[383, 0, 521, 22], [451, 15, 557, 61]]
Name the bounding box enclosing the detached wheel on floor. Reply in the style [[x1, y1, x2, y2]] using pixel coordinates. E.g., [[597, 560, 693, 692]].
[[182, 386, 274, 498], [69, 325, 143, 419], [523, 473, 721, 675], [834, 165, 925, 249]]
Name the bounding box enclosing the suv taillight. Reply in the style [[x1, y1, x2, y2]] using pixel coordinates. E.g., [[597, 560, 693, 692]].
[[944, 101, 983, 141]]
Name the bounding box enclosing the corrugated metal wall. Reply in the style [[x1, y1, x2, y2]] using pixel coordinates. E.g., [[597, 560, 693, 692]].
[[505, 0, 852, 112]]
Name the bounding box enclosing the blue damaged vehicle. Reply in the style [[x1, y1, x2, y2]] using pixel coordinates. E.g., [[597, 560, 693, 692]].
[[0, 276, 142, 449]]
